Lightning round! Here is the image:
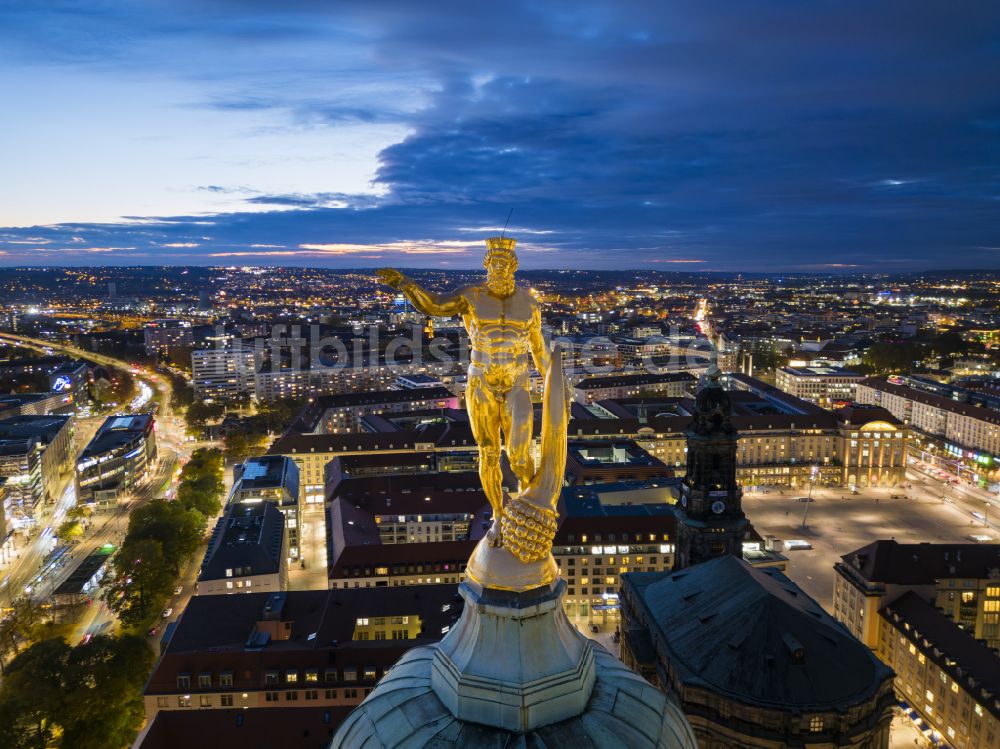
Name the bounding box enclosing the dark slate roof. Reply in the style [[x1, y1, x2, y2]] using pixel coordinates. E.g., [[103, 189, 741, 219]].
[[575, 372, 697, 390], [199, 501, 285, 582], [623, 555, 892, 710], [840, 540, 1000, 585], [138, 707, 352, 749], [835, 405, 901, 427], [312, 386, 455, 409], [163, 587, 462, 655], [80, 412, 153, 458], [0, 414, 72, 443], [882, 591, 1000, 720]]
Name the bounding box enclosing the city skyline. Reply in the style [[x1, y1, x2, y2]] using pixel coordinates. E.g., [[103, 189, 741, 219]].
[[1, 1, 999, 271]]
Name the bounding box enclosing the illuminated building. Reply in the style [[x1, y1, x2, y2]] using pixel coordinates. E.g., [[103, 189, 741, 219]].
[[877, 592, 1000, 748], [139, 588, 461, 730], [191, 345, 255, 400], [833, 541, 1000, 654], [775, 366, 865, 407], [76, 413, 156, 506], [143, 319, 193, 356], [620, 556, 896, 748], [198, 501, 288, 596], [573, 371, 696, 404], [0, 414, 74, 521], [230, 457, 300, 559], [291, 386, 458, 434], [857, 377, 1000, 480]]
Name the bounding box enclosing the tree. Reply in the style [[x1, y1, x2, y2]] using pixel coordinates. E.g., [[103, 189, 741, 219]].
[[67, 503, 93, 522], [60, 635, 154, 749], [0, 637, 69, 749], [0, 596, 45, 667], [168, 371, 195, 410], [102, 539, 173, 628], [56, 519, 84, 544], [164, 345, 194, 374], [862, 341, 925, 374], [125, 499, 205, 574], [0, 635, 155, 749], [176, 478, 223, 517], [223, 429, 267, 462], [185, 400, 224, 435]]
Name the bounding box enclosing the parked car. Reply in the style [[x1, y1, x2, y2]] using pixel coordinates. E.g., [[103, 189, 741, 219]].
[[590, 624, 599, 634], [147, 626, 159, 637], [173, 586, 182, 596], [161, 608, 173, 619]]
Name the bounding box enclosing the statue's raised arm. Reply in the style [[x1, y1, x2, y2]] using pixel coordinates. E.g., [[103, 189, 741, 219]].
[[376, 268, 469, 317]]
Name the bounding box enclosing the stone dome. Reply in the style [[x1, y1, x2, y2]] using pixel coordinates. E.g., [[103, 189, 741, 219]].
[[329, 643, 697, 749]]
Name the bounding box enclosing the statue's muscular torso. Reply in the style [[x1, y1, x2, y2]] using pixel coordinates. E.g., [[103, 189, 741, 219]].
[[460, 285, 538, 395]]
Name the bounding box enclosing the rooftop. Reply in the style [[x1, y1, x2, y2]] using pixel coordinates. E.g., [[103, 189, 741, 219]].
[[80, 412, 153, 458], [779, 366, 863, 377], [623, 555, 892, 710], [839, 540, 1000, 585], [0, 414, 72, 443], [882, 591, 1000, 720], [138, 707, 352, 749], [862, 376, 1000, 426], [234, 455, 299, 497], [575, 371, 697, 390], [162, 586, 462, 656], [199, 501, 286, 582]]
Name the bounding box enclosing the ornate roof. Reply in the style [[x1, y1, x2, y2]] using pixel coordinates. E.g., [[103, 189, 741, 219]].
[[330, 645, 697, 749]]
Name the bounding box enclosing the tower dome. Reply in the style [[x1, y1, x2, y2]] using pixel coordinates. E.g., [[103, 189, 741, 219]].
[[329, 579, 697, 749], [330, 641, 696, 749]]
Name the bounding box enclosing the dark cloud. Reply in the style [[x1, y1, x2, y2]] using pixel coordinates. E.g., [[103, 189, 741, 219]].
[[0, 0, 999, 269]]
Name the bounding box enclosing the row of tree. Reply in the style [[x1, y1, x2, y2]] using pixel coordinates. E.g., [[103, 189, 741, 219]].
[[0, 634, 153, 749], [102, 448, 225, 628]]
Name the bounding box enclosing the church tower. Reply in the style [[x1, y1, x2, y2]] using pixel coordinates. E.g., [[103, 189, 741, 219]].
[[673, 361, 748, 570]]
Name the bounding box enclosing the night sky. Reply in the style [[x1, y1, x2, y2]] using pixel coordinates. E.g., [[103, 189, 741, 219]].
[[1, 1, 998, 271]]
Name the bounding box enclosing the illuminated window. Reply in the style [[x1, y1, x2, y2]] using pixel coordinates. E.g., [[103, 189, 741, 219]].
[[809, 716, 824, 732]]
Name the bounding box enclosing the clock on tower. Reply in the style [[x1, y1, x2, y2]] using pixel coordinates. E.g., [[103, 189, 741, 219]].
[[673, 359, 748, 570]]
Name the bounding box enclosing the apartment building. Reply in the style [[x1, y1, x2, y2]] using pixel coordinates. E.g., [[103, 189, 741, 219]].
[[142, 588, 460, 726], [833, 541, 1000, 654], [857, 377, 1000, 459], [775, 366, 865, 407], [144, 319, 193, 356], [191, 346, 255, 400], [229, 456, 300, 559], [877, 592, 1000, 748], [291, 386, 459, 435], [198, 501, 288, 596], [573, 371, 697, 404], [0, 414, 74, 520]]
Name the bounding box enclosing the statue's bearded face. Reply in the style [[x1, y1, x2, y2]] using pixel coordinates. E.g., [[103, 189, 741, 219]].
[[485, 252, 517, 297]]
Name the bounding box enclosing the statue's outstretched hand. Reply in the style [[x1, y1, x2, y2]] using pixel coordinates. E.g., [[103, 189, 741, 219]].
[[376, 268, 406, 289]]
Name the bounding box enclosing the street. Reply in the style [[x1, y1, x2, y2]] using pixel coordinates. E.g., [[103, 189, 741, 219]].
[[0, 331, 201, 643]]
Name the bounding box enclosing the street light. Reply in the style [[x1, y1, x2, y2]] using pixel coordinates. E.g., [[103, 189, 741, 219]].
[[802, 465, 819, 528]]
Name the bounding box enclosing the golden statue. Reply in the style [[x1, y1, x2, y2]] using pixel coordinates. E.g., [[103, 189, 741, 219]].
[[378, 237, 567, 589]]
